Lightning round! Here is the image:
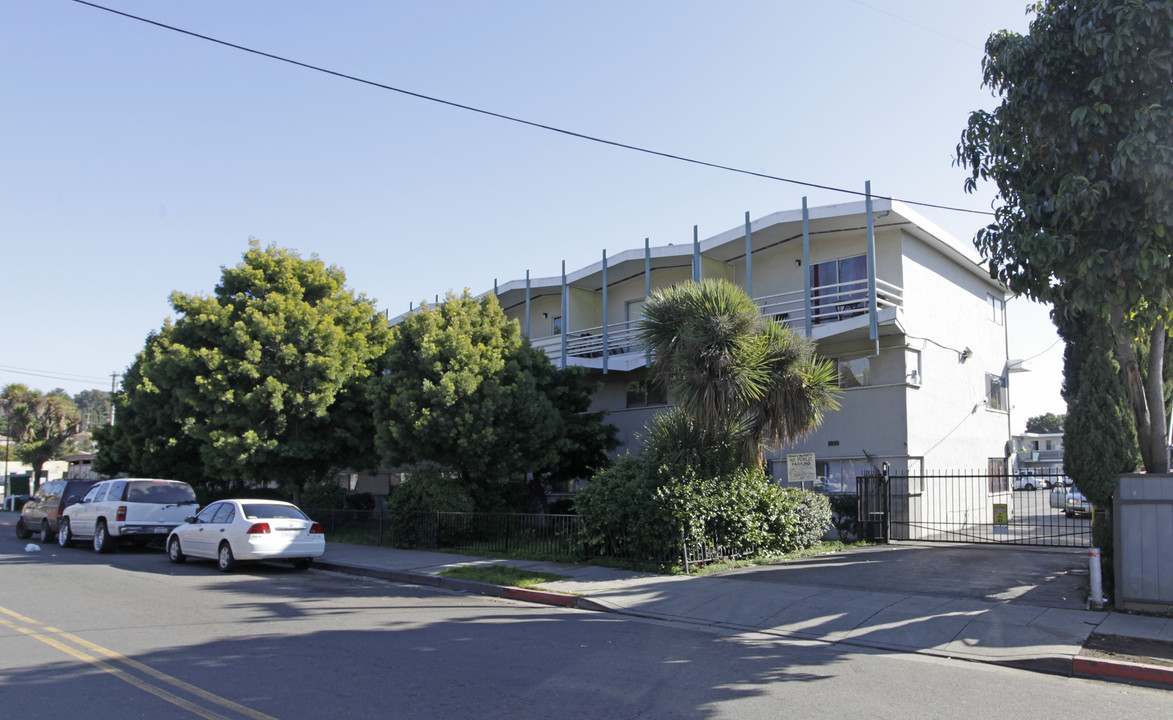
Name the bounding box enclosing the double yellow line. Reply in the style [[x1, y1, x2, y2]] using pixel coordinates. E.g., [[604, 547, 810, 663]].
[[0, 604, 279, 720]]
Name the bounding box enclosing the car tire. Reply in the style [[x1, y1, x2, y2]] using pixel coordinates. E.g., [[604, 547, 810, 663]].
[[291, 558, 313, 571], [39, 519, 55, 543], [58, 519, 75, 548], [15, 517, 32, 540], [1025, 483, 1035, 491], [167, 537, 186, 564], [93, 520, 115, 554], [217, 542, 237, 572], [1065, 510, 1073, 518]]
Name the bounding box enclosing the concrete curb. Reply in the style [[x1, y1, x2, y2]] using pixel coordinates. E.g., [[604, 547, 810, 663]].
[[1073, 656, 1173, 689], [314, 560, 613, 613]]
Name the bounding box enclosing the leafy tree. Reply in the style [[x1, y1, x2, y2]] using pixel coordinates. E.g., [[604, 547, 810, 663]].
[[957, 0, 1173, 471], [639, 279, 840, 467], [95, 241, 390, 500], [1025, 413, 1066, 434], [371, 291, 616, 497], [73, 389, 112, 432], [1, 384, 81, 482], [93, 332, 206, 484]]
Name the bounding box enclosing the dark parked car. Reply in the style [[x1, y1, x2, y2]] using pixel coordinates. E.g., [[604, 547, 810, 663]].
[[16, 479, 100, 542]]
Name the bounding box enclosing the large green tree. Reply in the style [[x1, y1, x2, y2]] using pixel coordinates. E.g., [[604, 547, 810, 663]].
[[957, 0, 1173, 471], [639, 279, 840, 468], [1, 384, 81, 482], [95, 241, 390, 499], [1025, 412, 1066, 434], [371, 290, 616, 491], [73, 389, 112, 432]]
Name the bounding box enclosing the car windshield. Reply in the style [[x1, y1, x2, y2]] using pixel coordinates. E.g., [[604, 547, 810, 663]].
[[125, 481, 197, 504], [242, 503, 308, 520]]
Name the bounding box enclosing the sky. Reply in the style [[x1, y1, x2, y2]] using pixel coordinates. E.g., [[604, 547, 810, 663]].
[[1, 0, 1065, 433]]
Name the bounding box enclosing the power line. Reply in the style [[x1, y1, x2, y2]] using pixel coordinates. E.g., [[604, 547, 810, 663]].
[[70, 0, 994, 218], [0, 364, 111, 385]]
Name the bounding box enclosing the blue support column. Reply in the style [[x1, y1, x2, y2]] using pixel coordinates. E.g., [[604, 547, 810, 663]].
[[802, 197, 812, 336], [644, 238, 651, 299], [865, 181, 879, 340], [601, 250, 609, 374], [525, 270, 531, 338], [692, 225, 700, 283], [645, 238, 651, 366], [560, 261, 568, 370], [745, 211, 753, 300]]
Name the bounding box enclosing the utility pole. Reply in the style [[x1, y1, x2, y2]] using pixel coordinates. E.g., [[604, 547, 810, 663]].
[[109, 373, 120, 425]]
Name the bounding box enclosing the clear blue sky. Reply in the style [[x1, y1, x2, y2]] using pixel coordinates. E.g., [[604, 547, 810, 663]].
[[1, 0, 1063, 433]]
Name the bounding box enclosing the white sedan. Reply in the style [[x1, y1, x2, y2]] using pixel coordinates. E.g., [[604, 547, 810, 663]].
[[166, 499, 325, 572]]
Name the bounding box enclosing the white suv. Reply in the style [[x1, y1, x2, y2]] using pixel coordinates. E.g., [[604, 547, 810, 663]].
[[59, 478, 199, 553]]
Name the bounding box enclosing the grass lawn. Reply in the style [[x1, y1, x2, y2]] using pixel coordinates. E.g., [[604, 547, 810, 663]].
[[438, 564, 570, 589]]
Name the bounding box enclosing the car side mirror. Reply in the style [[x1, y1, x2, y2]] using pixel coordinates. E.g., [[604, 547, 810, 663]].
[[185, 516, 197, 524]]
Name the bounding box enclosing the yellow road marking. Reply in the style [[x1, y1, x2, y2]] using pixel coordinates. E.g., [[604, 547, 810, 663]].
[[0, 605, 279, 720]]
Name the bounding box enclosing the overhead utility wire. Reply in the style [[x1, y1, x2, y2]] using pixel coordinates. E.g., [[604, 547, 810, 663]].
[[0, 364, 110, 385], [72, 0, 994, 218]]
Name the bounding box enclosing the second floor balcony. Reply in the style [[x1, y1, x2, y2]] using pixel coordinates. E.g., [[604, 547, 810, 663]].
[[524, 276, 905, 371]]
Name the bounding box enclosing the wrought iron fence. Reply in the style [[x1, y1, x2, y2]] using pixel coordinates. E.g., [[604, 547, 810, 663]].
[[305, 508, 754, 569], [307, 508, 587, 561]]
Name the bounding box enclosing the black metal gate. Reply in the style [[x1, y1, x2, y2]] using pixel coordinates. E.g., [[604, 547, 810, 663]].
[[857, 470, 1091, 547]]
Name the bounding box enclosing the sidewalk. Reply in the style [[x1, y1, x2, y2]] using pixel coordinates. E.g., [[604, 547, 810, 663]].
[[314, 541, 1173, 689]]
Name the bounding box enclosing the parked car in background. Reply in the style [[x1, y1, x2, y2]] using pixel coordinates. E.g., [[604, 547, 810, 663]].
[[1064, 489, 1093, 518], [15, 479, 99, 542], [1049, 484, 1068, 510], [1013, 474, 1041, 491], [166, 499, 325, 572], [59, 478, 199, 553]]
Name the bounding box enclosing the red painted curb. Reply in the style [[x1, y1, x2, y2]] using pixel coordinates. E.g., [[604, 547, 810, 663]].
[[1073, 657, 1173, 688], [502, 587, 577, 607]]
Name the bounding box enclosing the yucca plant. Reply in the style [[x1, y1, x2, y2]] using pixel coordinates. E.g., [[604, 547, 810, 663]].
[[639, 279, 840, 468]]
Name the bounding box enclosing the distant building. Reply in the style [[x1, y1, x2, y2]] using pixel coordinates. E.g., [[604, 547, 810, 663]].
[[63, 453, 101, 480], [1011, 432, 1064, 477]]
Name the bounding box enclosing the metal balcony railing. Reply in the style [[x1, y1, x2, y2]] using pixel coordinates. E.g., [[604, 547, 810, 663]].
[[530, 278, 904, 366]]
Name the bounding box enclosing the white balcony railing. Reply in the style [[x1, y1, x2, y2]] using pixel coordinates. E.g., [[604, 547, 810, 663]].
[[530, 278, 904, 367]]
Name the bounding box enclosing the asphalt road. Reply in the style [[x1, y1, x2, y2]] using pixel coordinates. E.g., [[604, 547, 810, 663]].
[[1, 528, 1169, 719]]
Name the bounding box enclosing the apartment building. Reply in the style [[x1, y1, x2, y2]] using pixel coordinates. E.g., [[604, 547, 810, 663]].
[[477, 198, 1013, 495]]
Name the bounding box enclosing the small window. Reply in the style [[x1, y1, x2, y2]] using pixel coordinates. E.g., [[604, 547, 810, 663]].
[[837, 357, 871, 388], [987, 294, 1004, 325], [986, 373, 1008, 411], [553, 316, 563, 335], [988, 457, 1009, 493], [625, 379, 667, 408]]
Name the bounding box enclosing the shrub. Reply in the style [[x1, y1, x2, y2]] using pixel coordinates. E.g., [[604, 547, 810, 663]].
[[574, 455, 677, 561], [344, 492, 376, 510], [386, 465, 475, 515], [762, 486, 832, 552], [301, 479, 347, 510], [575, 454, 833, 563]]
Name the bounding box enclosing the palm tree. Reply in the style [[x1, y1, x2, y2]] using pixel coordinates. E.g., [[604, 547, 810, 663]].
[[1, 384, 80, 483], [639, 279, 840, 468]]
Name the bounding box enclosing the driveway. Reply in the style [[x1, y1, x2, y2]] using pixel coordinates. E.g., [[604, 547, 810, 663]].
[[711, 542, 1091, 610]]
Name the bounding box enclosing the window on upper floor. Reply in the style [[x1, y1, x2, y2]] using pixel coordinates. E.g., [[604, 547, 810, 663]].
[[987, 294, 1004, 325], [812, 254, 867, 324]]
